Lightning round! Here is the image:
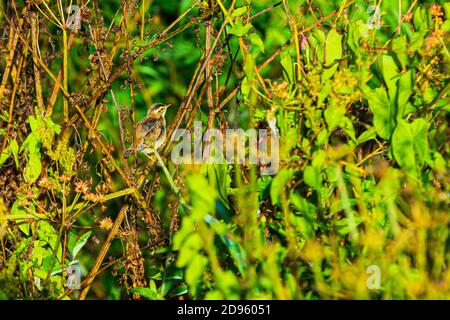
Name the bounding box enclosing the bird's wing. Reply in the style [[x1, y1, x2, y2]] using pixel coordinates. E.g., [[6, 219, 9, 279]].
[[142, 118, 164, 145]]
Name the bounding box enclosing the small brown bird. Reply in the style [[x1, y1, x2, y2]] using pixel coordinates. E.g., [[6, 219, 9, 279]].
[[124, 103, 171, 158]]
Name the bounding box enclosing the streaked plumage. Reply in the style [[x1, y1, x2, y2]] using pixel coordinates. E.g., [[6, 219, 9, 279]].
[[124, 103, 171, 158]]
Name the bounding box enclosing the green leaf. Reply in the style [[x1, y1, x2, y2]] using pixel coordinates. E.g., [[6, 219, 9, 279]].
[[392, 119, 429, 178], [356, 127, 377, 145], [169, 284, 188, 297], [185, 253, 208, 296], [270, 168, 293, 205], [322, 29, 342, 81], [131, 285, 161, 300], [340, 117, 356, 142], [24, 151, 41, 183], [335, 215, 364, 235], [397, 70, 413, 118], [0, 150, 9, 166], [324, 103, 345, 132], [37, 221, 62, 262], [231, 6, 247, 18], [392, 36, 408, 70], [380, 55, 399, 101], [248, 33, 265, 53], [11, 197, 31, 235], [228, 21, 252, 37], [280, 50, 295, 82], [72, 231, 92, 259], [290, 214, 314, 239], [206, 164, 231, 209], [186, 174, 216, 220], [176, 233, 203, 267], [367, 87, 396, 139], [9, 139, 19, 168], [303, 166, 322, 190]]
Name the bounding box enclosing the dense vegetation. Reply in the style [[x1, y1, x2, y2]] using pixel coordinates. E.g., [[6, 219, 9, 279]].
[[0, 0, 448, 300]]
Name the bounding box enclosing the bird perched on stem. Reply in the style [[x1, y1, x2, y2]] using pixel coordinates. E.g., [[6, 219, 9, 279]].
[[124, 103, 171, 158]]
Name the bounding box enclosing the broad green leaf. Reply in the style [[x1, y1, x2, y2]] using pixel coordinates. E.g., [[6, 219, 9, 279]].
[[392, 119, 429, 178], [206, 164, 231, 209], [426, 150, 446, 174], [169, 284, 188, 297], [228, 21, 252, 37], [37, 221, 62, 262], [176, 233, 203, 267], [397, 70, 413, 118], [340, 117, 356, 142], [72, 231, 92, 259], [347, 20, 369, 54], [131, 284, 161, 300], [231, 6, 247, 18], [413, 7, 428, 32], [24, 151, 41, 183], [248, 33, 265, 53], [280, 50, 295, 82], [324, 103, 345, 132], [335, 215, 364, 235], [186, 174, 216, 220], [9, 139, 19, 168], [380, 55, 399, 101], [185, 253, 208, 296], [270, 168, 293, 205], [290, 214, 314, 239], [356, 127, 377, 145], [367, 87, 396, 139], [303, 165, 322, 190], [322, 29, 342, 81], [392, 36, 408, 70], [11, 197, 31, 235]]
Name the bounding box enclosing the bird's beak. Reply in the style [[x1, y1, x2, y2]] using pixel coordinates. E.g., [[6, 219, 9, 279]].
[[165, 104, 172, 109]]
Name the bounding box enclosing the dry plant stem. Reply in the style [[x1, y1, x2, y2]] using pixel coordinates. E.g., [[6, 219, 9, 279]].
[[65, 7, 217, 128], [44, 0, 86, 115], [206, 19, 214, 129], [140, 0, 145, 44], [185, 81, 208, 130], [61, 237, 165, 299], [145, 150, 179, 195], [282, 0, 301, 81], [0, 34, 26, 155], [166, 52, 204, 141], [4, 13, 155, 225], [120, 6, 135, 160], [3, 13, 132, 188], [165, 1, 234, 151], [78, 205, 129, 300], [31, 13, 44, 114], [88, 25, 129, 172], [0, 12, 22, 101], [205, 18, 216, 158], [62, 32, 69, 117]]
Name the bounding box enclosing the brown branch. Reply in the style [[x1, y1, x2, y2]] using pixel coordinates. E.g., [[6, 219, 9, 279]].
[[78, 205, 129, 300]]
